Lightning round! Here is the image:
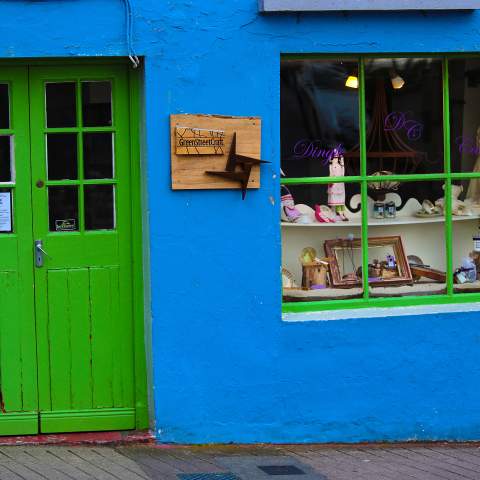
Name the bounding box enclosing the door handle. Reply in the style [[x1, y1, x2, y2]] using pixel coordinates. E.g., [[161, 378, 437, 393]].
[[35, 240, 51, 268]]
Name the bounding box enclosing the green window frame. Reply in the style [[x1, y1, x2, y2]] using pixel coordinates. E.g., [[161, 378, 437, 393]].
[[281, 54, 480, 314]]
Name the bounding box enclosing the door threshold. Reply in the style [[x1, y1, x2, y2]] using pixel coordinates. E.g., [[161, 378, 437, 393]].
[[0, 430, 154, 446]]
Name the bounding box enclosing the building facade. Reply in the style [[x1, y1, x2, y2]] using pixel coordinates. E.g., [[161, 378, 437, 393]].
[[0, 0, 479, 443]]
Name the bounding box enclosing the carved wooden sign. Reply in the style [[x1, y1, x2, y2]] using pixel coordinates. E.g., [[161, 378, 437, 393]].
[[175, 126, 225, 155], [170, 114, 262, 191]]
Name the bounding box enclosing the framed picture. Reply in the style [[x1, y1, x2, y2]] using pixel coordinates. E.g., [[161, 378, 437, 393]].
[[324, 236, 413, 288]]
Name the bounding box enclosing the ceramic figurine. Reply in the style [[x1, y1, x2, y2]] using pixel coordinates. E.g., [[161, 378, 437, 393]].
[[373, 201, 385, 219], [463, 256, 477, 283], [282, 268, 298, 289], [315, 204, 337, 223], [470, 251, 480, 280], [299, 247, 329, 290], [281, 186, 312, 224], [435, 184, 465, 214], [386, 254, 396, 269], [371, 259, 382, 277], [455, 256, 477, 284], [328, 151, 348, 221]]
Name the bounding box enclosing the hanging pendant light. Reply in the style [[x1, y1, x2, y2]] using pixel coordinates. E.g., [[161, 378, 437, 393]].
[[390, 72, 405, 89], [389, 62, 405, 89], [345, 74, 359, 89]]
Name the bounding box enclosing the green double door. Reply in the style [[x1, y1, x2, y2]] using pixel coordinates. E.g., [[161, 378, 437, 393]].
[[0, 65, 140, 435]]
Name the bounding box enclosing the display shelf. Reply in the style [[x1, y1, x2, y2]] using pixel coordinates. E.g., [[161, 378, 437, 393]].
[[283, 195, 480, 227], [283, 282, 447, 301], [282, 214, 480, 227], [282, 195, 480, 292]]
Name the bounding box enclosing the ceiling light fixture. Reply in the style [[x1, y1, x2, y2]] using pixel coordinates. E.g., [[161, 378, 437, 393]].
[[389, 68, 405, 89], [345, 74, 359, 89]]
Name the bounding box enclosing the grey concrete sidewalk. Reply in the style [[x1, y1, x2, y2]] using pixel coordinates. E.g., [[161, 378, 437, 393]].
[[0, 443, 480, 479]]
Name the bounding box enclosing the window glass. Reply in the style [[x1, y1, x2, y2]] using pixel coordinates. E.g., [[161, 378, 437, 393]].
[[281, 59, 360, 179], [0, 136, 12, 182], [366, 180, 446, 298], [84, 185, 115, 230], [47, 133, 78, 180], [82, 81, 112, 127], [281, 183, 364, 303], [0, 84, 10, 130], [46, 82, 77, 128], [450, 58, 480, 176], [281, 56, 480, 310], [365, 58, 444, 175], [452, 193, 480, 293], [83, 133, 114, 179], [447, 58, 480, 294], [48, 186, 79, 232]]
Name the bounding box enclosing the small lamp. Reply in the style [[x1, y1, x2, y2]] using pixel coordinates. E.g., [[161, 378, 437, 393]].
[[390, 70, 405, 89], [345, 74, 359, 89]]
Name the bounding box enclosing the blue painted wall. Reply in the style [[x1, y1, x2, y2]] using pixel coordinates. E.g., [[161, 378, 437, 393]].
[[1, 0, 480, 443]]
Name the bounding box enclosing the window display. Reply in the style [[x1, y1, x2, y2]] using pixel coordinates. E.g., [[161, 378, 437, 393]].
[[364, 58, 443, 176], [281, 56, 480, 311], [450, 57, 480, 293]]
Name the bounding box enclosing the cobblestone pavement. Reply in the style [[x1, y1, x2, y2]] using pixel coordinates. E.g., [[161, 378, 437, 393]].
[[0, 443, 480, 479]]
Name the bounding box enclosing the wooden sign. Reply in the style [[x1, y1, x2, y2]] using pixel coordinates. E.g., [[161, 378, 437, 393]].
[[171, 114, 262, 190], [175, 126, 225, 155]]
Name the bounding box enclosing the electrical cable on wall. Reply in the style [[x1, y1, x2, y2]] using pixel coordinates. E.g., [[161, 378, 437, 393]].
[[124, 0, 139, 68]]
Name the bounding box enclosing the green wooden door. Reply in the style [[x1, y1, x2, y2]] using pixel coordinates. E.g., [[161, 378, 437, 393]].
[[29, 65, 136, 433], [0, 67, 39, 435]]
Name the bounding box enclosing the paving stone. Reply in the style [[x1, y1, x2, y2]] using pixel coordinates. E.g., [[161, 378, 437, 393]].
[[291, 447, 404, 480], [215, 455, 327, 480], [177, 475, 241, 480], [117, 446, 183, 480]]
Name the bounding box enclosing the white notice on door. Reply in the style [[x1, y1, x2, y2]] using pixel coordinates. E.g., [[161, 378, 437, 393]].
[[0, 192, 12, 232]]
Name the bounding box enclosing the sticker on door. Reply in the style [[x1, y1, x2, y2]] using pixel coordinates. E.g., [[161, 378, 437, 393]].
[[55, 218, 76, 231]]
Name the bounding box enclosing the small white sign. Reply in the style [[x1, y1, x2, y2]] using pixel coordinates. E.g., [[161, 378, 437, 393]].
[[0, 192, 12, 232]]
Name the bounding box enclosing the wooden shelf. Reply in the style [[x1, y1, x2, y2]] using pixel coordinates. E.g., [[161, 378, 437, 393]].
[[282, 214, 480, 227]]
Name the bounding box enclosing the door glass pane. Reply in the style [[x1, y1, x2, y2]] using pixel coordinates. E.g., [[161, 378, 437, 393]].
[[47, 133, 78, 180], [0, 136, 11, 182], [82, 81, 112, 127], [85, 185, 115, 230], [281, 59, 360, 179], [365, 58, 444, 175], [83, 133, 113, 179], [0, 84, 10, 129], [48, 186, 79, 232], [46, 82, 77, 128]]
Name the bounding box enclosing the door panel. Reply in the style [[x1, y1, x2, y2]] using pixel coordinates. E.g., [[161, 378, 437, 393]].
[[0, 68, 38, 435], [29, 66, 135, 433]]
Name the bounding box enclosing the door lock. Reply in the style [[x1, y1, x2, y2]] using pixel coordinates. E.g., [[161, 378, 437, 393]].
[[35, 240, 50, 268]]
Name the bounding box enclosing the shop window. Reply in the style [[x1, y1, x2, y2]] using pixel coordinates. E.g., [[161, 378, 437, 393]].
[[281, 56, 480, 313]]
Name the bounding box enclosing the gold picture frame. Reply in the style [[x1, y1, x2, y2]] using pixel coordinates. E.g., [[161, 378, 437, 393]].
[[324, 236, 413, 288]]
